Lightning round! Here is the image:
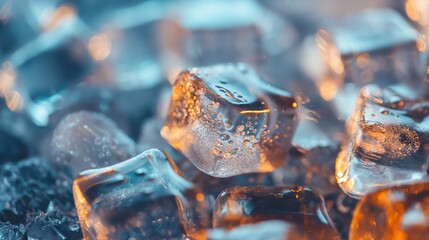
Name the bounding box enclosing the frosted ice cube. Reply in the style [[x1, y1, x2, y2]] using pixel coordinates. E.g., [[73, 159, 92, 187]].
[[52, 111, 136, 176]]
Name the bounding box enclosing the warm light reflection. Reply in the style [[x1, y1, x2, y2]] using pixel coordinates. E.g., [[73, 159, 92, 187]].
[[416, 36, 427, 52], [320, 77, 338, 101], [405, 0, 428, 26], [196, 193, 205, 202], [88, 34, 112, 61], [0, 62, 23, 111], [0, 62, 15, 97], [350, 182, 429, 240], [240, 109, 270, 114], [6, 90, 23, 111], [316, 30, 345, 75], [43, 5, 76, 31]]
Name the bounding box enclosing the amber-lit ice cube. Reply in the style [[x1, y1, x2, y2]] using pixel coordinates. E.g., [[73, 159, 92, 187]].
[[52, 111, 136, 176], [161, 63, 298, 177], [350, 181, 429, 240], [315, 9, 427, 119], [213, 186, 340, 240], [73, 148, 208, 240], [336, 84, 429, 198]]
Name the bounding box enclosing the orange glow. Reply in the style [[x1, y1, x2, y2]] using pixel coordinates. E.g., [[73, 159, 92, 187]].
[[0, 62, 23, 111], [405, 0, 428, 26], [350, 182, 429, 240], [0, 62, 15, 97], [316, 30, 344, 75], [43, 5, 76, 31], [6, 90, 23, 111], [292, 102, 298, 108], [320, 77, 338, 101], [196, 193, 205, 202], [88, 34, 112, 61], [416, 37, 427, 52]]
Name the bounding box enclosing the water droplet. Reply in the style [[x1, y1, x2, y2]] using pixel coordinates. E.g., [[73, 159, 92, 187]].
[[220, 133, 230, 141], [237, 125, 244, 132]]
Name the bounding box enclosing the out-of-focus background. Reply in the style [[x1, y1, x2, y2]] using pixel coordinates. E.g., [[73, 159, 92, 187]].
[[0, 1, 428, 239], [0, 0, 426, 143]]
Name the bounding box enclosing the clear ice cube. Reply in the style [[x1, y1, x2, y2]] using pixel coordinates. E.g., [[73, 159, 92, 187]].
[[52, 111, 136, 176], [336, 84, 429, 197], [315, 9, 427, 120], [213, 186, 340, 240], [161, 63, 298, 177], [73, 148, 208, 240]]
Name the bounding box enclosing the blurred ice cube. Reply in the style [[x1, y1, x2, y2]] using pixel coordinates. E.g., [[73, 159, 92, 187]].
[[52, 111, 136, 176], [159, 0, 296, 83], [314, 9, 427, 120]]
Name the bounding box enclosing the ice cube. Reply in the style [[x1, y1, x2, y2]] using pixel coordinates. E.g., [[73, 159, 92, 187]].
[[159, 0, 295, 82], [336, 84, 429, 198], [73, 148, 208, 239], [213, 186, 340, 240], [350, 181, 429, 240], [315, 9, 427, 120], [161, 63, 298, 177], [52, 111, 136, 176], [208, 220, 306, 240]]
